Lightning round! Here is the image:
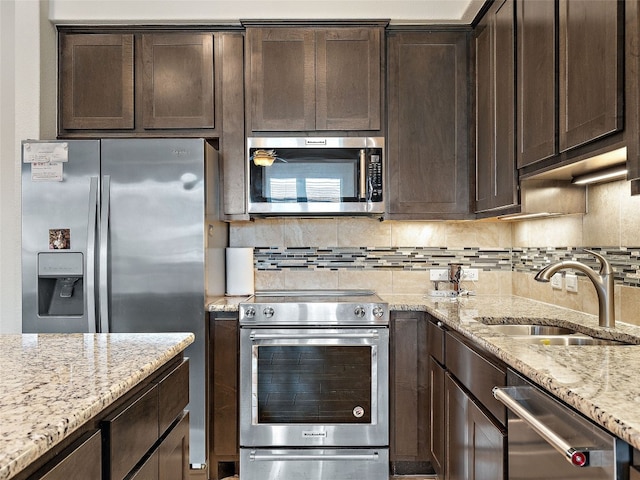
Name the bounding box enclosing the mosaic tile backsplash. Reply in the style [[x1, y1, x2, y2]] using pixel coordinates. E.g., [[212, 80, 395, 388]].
[[254, 246, 640, 287]]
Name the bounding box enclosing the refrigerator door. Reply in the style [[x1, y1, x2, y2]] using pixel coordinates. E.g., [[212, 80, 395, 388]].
[[22, 140, 101, 333], [100, 138, 208, 466]]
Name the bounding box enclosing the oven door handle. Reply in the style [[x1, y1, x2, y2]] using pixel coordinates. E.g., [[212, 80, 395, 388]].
[[493, 386, 601, 468], [250, 332, 380, 340], [249, 452, 379, 462]]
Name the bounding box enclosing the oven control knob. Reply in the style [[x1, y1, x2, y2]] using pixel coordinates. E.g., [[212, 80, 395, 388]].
[[263, 306, 275, 318], [244, 307, 256, 318], [354, 306, 366, 318], [373, 306, 385, 318]]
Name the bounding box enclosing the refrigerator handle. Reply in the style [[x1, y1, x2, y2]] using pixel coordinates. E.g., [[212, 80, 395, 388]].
[[99, 175, 111, 333], [86, 177, 99, 333]]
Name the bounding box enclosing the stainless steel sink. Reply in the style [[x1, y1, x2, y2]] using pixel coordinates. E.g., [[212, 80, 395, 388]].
[[482, 321, 632, 346], [510, 335, 627, 346], [485, 324, 577, 336]]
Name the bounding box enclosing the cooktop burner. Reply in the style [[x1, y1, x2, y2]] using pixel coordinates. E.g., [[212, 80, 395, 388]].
[[239, 289, 389, 326]]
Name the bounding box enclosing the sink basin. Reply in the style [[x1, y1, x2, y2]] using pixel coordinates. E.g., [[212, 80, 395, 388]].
[[512, 335, 628, 346], [485, 324, 577, 336]]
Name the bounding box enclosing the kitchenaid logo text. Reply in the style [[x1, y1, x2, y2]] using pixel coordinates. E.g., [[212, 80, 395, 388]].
[[302, 431, 327, 438]]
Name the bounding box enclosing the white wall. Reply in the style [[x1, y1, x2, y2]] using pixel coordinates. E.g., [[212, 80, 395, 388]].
[[0, 0, 55, 333], [48, 0, 484, 24]]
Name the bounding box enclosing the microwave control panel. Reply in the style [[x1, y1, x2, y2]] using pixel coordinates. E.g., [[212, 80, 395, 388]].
[[368, 153, 383, 202]]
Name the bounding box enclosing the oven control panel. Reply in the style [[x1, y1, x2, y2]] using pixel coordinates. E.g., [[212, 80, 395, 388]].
[[239, 301, 389, 326]]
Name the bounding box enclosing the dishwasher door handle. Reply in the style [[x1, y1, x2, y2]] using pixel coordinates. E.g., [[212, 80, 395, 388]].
[[493, 386, 594, 467]]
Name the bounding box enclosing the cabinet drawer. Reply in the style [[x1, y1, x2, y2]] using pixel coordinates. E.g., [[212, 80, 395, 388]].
[[158, 359, 189, 434], [445, 331, 506, 425], [102, 384, 160, 480], [37, 430, 102, 480], [427, 318, 445, 365]]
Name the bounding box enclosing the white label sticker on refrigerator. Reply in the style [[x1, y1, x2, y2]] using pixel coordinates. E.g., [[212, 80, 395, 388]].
[[31, 161, 63, 182], [23, 142, 69, 163]]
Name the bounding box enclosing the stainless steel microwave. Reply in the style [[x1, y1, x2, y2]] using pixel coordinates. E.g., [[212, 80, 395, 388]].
[[247, 137, 385, 215]]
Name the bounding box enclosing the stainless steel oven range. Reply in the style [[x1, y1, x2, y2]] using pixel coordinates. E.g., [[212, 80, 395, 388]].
[[239, 290, 389, 480]]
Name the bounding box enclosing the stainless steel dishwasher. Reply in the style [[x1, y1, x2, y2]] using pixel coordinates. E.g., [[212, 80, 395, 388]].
[[493, 369, 631, 480]]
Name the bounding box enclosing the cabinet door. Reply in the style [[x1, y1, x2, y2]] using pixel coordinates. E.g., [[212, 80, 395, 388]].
[[248, 27, 316, 131], [493, 0, 517, 209], [445, 374, 468, 480], [559, 0, 623, 152], [475, 0, 517, 213], [387, 31, 469, 219], [37, 430, 102, 480], [316, 28, 382, 130], [209, 313, 240, 479], [517, 0, 557, 167], [218, 33, 247, 217], [428, 356, 445, 476], [142, 33, 214, 129], [59, 33, 134, 130], [468, 400, 506, 480], [159, 412, 190, 480], [389, 312, 429, 466], [475, 21, 493, 213]]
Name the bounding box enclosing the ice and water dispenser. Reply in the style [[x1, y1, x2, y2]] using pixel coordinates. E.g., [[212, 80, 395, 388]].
[[37, 252, 84, 316]]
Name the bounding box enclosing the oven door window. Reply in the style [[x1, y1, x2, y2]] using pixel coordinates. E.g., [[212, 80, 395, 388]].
[[256, 344, 372, 424]]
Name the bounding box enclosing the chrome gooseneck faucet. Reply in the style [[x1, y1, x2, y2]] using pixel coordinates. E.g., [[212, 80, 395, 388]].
[[534, 249, 615, 328]]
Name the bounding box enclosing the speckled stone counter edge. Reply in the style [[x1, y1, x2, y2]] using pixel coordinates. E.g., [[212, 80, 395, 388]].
[[0, 332, 194, 480]]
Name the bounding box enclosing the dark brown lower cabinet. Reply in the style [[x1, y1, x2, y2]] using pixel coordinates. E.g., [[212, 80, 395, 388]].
[[428, 356, 445, 476], [445, 374, 506, 480], [37, 430, 102, 480], [129, 451, 159, 480], [445, 374, 469, 480], [26, 355, 189, 480], [389, 311, 430, 474], [209, 312, 240, 479], [159, 412, 190, 480]]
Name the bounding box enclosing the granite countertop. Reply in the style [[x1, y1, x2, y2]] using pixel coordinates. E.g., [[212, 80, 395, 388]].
[[207, 293, 640, 450], [0, 332, 194, 480]]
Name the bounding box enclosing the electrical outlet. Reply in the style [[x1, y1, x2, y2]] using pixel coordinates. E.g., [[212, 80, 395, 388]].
[[430, 268, 449, 281], [461, 268, 479, 281], [551, 273, 563, 290], [566, 273, 578, 293]]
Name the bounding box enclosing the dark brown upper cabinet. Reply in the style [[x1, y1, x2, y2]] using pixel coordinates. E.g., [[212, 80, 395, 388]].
[[246, 25, 383, 132], [58, 30, 217, 137], [559, 0, 623, 153], [60, 33, 134, 130], [387, 29, 471, 219], [516, 0, 625, 176], [475, 0, 518, 214], [141, 33, 214, 129], [517, 0, 557, 169]]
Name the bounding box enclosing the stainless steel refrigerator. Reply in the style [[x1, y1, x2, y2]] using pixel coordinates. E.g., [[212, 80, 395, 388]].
[[21, 138, 227, 469]]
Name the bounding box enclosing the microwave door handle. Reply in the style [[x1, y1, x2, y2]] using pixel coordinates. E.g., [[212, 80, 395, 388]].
[[359, 149, 366, 199]]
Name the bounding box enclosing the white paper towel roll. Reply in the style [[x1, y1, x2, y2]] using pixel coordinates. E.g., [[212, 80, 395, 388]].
[[225, 247, 255, 296]]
